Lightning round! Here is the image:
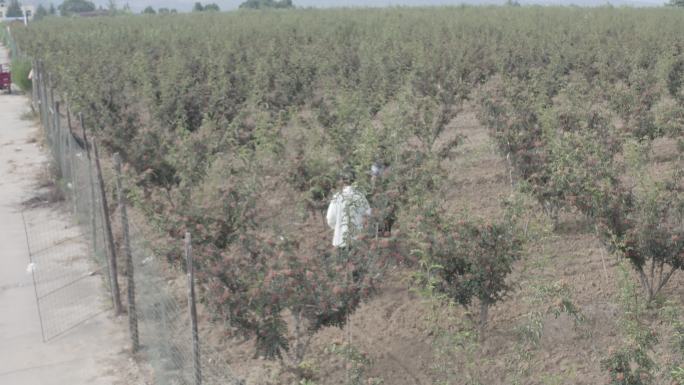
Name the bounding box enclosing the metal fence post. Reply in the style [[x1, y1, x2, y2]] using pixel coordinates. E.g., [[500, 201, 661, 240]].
[[31, 60, 37, 111], [42, 66, 49, 133], [93, 139, 122, 315], [20, 211, 46, 342], [65, 104, 77, 215], [53, 101, 62, 172], [48, 74, 54, 144], [114, 153, 139, 352], [34, 62, 40, 121], [43, 67, 49, 133], [80, 114, 99, 259], [185, 232, 202, 385], [48, 74, 54, 113], [38, 63, 47, 131], [39, 66, 48, 136]]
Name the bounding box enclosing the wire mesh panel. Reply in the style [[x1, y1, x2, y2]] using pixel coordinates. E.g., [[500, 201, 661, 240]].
[[65, 130, 111, 286], [129, 221, 242, 385], [130, 221, 194, 385], [20, 74, 113, 341], [27, 64, 242, 384], [21, 208, 109, 341]]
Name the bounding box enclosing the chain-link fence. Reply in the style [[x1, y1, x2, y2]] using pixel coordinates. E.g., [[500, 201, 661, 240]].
[[129, 220, 242, 385], [21, 207, 108, 342], [21, 60, 113, 342], [29, 61, 243, 385]]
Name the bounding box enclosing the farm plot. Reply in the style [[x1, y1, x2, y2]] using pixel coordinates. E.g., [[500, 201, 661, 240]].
[[9, 7, 684, 385]]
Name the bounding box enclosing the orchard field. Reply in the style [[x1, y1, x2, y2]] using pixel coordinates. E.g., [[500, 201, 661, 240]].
[[10, 7, 684, 385]]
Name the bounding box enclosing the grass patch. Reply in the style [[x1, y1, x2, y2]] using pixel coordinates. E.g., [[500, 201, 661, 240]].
[[10, 57, 32, 92], [0, 23, 8, 46]]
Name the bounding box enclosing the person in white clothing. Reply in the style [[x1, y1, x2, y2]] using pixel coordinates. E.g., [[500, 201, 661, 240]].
[[326, 172, 371, 248]]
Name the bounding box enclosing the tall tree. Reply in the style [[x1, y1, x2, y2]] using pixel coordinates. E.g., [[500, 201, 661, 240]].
[[192, 2, 203, 11], [34, 4, 48, 20], [142, 5, 155, 14], [107, 0, 117, 13], [239, 0, 294, 9], [203, 2, 220, 11], [6, 0, 24, 17], [59, 0, 96, 16], [48, 3, 56, 14]]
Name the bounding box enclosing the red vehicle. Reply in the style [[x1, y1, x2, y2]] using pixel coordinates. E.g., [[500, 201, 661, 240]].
[[0, 64, 11, 94]]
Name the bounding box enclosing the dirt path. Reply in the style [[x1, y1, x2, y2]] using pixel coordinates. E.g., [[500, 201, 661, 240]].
[[0, 46, 140, 385]]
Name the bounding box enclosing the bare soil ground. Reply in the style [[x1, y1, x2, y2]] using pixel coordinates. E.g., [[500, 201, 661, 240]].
[[198, 111, 684, 384], [8, 49, 680, 385]]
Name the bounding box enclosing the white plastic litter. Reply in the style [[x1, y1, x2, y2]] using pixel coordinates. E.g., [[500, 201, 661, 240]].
[[326, 185, 371, 248]]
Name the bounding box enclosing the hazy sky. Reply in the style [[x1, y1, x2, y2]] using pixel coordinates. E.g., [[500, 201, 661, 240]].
[[133, 0, 664, 11], [29, 0, 666, 12]]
